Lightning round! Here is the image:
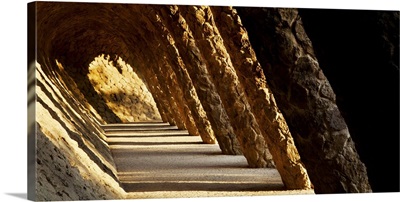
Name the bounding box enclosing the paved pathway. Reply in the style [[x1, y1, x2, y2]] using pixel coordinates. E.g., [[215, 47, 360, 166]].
[[103, 122, 314, 199]]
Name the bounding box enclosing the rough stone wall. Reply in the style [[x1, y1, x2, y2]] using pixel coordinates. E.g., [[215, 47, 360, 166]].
[[299, 9, 399, 192], [237, 8, 372, 193], [34, 61, 126, 200]]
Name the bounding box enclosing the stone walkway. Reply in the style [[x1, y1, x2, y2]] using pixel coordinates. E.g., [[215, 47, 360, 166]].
[[103, 122, 314, 199]]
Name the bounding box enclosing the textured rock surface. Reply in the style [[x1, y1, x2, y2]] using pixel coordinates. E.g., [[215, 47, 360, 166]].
[[35, 62, 125, 200], [299, 9, 399, 192], [237, 7, 372, 193]]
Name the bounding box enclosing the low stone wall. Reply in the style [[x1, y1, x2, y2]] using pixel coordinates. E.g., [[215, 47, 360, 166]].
[[34, 61, 126, 200]]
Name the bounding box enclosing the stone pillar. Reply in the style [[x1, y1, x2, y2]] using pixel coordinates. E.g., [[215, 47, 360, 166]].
[[154, 58, 201, 136], [237, 7, 371, 193], [142, 71, 177, 125], [134, 8, 204, 137], [211, 6, 312, 189], [118, 5, 186, 129], [144, 74, 170, 123], [147, 62, 187, 129], [144, 10, 217, 144], [167, 55, 217, 144], [157, 5, 242, 155], [129, 50, 178, 125], [178, 5, 274, 168], [135, 66, 169, 123]]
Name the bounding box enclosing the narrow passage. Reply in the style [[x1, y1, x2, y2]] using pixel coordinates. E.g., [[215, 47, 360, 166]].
[[103, 122, 313, 199]]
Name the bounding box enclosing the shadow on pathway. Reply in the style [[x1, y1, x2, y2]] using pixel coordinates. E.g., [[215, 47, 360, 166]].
[[103, 122, 314, 199]]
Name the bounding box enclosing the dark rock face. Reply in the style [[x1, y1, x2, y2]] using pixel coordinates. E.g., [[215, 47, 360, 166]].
[[237, 7, 373, 193], [299, 9, 399, 192]]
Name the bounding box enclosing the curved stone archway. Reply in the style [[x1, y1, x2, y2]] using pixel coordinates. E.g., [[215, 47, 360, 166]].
[[28, 2, 395, 201]]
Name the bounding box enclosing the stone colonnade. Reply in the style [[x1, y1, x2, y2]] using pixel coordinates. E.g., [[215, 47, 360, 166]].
[[36, 2, 371, 193]]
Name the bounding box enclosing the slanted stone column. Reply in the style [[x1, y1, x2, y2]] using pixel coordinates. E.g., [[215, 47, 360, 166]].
[[136, 67, 169, 123], [141, 70, 177, 126], [144, 10, 217, 144], [152, 94, 169, 123], [135, 9, 204, 138], [153, 58, 201, 137], [145, 74, 172, 123], [158, 5, 242, 155], [128, 50, 179, 126], [147, 61, 187, 130], [176, 6, 274, 168], [211, 6, 312, 189], [166, 55, 217, 144], [237, 7, 371, 193]]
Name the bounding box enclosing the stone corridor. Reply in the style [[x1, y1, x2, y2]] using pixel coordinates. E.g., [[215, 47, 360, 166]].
[[28, 2, 399, 201]]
